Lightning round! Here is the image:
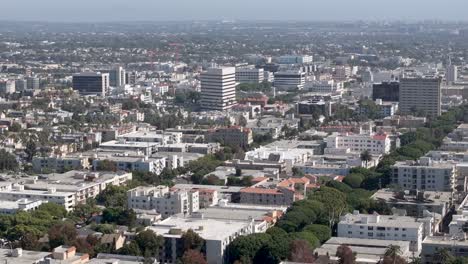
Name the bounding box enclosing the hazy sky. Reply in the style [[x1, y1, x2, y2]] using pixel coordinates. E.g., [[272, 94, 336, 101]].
[[2, 0, 468, 22]]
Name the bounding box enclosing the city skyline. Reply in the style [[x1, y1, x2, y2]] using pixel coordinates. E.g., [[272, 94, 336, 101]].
[[3, 0, 468, 22]]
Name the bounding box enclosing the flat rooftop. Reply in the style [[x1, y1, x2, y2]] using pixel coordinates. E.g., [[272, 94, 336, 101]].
[[372, 189, 452, 205], [340, 213, 423, 228], [0, 248, 50, 264], [173, 184, 243, 193], [315, 237, 411, 262], [148, 216, 251, 241]]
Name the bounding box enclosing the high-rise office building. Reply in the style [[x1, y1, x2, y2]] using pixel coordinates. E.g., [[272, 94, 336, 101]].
[[446, 65, 458, 84], [0, 80, 15, 94], [72, 72, 110, 96], [200, 67, 237, 111], [26, 77, 40, 90], [372, 82, 400, 102], [102, 66, 126, 87], [15, 79, 27, 92], [399, 76, 441, 118]]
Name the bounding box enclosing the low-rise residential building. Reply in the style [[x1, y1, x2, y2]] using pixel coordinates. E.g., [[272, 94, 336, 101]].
[[421, 236, 468, 264], [24, 171, 132, 205], [372, 189, 452, 217], [315, 237, 412, 264], [206, 126, 253, 148], [337, 211, 431, 251], [239, 186, 296, 206], [0, 198, 44, 214], [325, 132, 391, 155], [127, 186, 199, 218], [148, 216, 254, 264], [118, 130, 182, 144], [391, 157, 457, 191], [0, 184, 75, 211], [306, 80, 344, 94]]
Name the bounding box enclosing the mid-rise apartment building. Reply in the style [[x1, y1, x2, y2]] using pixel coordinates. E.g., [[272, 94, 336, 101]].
[[391, 157, 456, 191], [338, 211, 428, 251], [206, 126, 253, 148], [325, 132, 391, 155], [127, 186, 199, 218], [399, 76, 441, 118]]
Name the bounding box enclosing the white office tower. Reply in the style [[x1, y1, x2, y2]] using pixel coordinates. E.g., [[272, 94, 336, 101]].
[[201, 67, 237, 111], [399, 75, 441, 118], [446, 65, 458, 84], [102, 66, 126, 87]]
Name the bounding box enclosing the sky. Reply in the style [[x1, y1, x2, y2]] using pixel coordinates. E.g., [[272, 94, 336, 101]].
[[2, 0, 468, 22]]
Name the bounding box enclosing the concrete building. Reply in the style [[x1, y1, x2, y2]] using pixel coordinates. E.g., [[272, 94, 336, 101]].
[[239, 187, 296, 206], [24, 171, 132, 206], [235, 66, 264, 84], [26, 76, 40, 90], [297, 99, 334, 118], [338, 211, 428, 251], [101, 66, 126, 87], [200, 67, 237, 111], [306, 80, 343, 94], [274, 70, 305, 90], [372, 81, 400, 102], [446, 64, 458, 84], [148, 216, 254, 264], [278, 55, 313, 64], [372, 189, 452, 217], [399, 76, 441, 118], [325, 132, 391, 155], [206, 126, 253, 148], [421, 236, 468, 264], [315, 237, 411, 264], [118, 130, 182, 144], [391, 157, 456, 191], [0, 184, 75, 211], [0, 198, 44, 214], [127, 186, 199, 218], [0, 79, 15, 94], [72, 72, 110, 96]]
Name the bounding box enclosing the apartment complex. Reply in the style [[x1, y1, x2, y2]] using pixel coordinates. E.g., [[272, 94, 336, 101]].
[[399, 76, 441, 118], [127, 186, 199, 218], [337, 211, 427, 251], [391, 158, 456, 191], [325, 132, 391, 155], [148, 216, 253, 264], [200, 67, 237, 111], [0, 184, 76, 211], [239, 187, 296, 206], [206, 126, 253, 148]]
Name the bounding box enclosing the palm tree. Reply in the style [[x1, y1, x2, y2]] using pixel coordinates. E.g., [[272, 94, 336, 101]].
[[384, 245, 402, 264], [360, 150, 372, 167], [434, 248, 454, 264]]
